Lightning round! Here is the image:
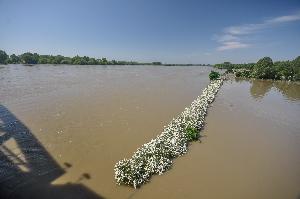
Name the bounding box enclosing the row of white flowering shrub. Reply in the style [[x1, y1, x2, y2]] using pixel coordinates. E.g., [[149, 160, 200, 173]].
[[114, 78, 224, 188]]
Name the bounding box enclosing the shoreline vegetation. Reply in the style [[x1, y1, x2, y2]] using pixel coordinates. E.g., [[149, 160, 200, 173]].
[[214, 56, 300, 81], [0, 50, 209, 66], [114, 73, 224, 188]]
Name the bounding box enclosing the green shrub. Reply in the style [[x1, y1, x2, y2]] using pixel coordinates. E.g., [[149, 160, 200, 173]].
[[235, 69, 251, 78], [185, 126, 199, 141], [209, 71, 220, 80]]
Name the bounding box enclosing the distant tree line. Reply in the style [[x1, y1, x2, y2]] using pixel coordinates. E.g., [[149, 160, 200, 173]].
[[0, 50, 164, 66], [214, 56, 300, 81], [0, 50, 212, 66], [164, 63, 210, 66]]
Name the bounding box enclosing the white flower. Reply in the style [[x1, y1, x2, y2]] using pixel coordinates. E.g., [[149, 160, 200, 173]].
[[114, 78, 224, 188]]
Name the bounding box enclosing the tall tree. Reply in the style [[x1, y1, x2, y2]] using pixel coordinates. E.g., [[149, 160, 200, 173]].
[[20, 52, 39, 64], [0, 50, 9, 64], [252, 57, 275, 79], [9, 54, 20, 64]]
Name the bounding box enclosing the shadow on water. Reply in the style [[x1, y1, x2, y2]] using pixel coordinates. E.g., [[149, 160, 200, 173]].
[[0, 105, 105, 199]]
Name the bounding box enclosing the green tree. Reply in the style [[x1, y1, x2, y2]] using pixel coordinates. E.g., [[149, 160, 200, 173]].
[[20, 52, 39, 64], [0, 50, 9, 64], [111, 60, 117, 65], [152, 62, 162, 65], [292, 56, 300, 80], [52, 55, 64, 64], [87, 58, 97, 65], [273, 61, 293, 80], [9, 54, 20, 64], [293, 56, 300, 68], [101, 58, 108, 65], [252, 57, 275, 79], [60, 59, 71, 64], [38, 57, 48, 64]]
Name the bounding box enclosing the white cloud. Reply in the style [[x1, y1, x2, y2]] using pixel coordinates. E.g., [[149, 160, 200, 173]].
[[225, 23, 266, 35], [215, 12, 300, 51], [217, 34, 240, 42], [266, 14, 300, 23], [217, 41, 250, 51]]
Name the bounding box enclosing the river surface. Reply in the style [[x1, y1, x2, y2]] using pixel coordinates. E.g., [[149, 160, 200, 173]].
[[0, 65, 299, 199]]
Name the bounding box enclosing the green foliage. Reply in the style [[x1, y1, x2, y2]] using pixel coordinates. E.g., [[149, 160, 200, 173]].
[[8, 54, 20, 64], [87, 58, 97, 65], [0, 51, 160, 66], [101, 57, 108, 65], [185, 126, 199, 141], [252, 57, 275, 79], [214, 56, 300, 81], [209, 70, 220, 80], [152, 62, 162, 65], [215, 62, 255, 70], [0, 50, 9, 64], [38, 57, 48, 64], [60, 59, 72, 64], [20, 52, 39, 64], [293, 56, 300, 68], [52, 55, 64, 64], [235, 69, 251, 78]]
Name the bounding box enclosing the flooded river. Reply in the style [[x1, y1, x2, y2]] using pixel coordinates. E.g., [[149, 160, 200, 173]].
[[0, 65, 299, 199]]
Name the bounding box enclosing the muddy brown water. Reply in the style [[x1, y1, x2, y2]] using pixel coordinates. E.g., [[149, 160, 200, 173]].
[[0, 65, 299, 199]]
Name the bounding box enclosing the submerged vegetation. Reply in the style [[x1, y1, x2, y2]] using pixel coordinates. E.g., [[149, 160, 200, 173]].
[[215, 56, 300, 81], [114, 76, 224, 188]]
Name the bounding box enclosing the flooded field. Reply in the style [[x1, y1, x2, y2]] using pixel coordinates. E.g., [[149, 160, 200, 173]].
[[0, 65, 299, 199]]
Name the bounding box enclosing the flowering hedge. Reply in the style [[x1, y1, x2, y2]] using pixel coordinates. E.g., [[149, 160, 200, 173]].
[[114, 78, 224, 188]]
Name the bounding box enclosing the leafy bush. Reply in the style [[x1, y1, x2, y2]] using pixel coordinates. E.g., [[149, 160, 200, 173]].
[[209, 71, 220, 80], [235, 69, 251, 78], [185, 126, 199, 141], [215, 56, 300, 81]]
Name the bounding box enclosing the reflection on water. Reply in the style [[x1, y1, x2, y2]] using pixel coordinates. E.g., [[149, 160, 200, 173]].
[[236, 77, 300, 101], [249, 79, 273, 99], [273, 81, 300, 101]]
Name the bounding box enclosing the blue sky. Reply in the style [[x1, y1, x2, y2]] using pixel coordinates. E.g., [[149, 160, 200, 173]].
[[0, 0, 299, 64]]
